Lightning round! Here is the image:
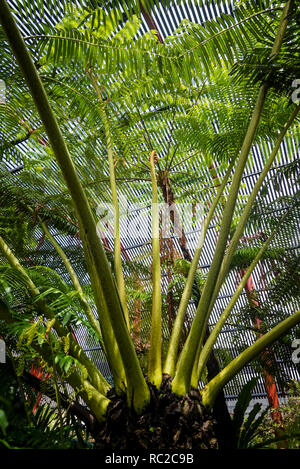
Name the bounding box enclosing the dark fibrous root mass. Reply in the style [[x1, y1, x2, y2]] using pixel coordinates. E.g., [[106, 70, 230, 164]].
[[94, 376, 218, 450]]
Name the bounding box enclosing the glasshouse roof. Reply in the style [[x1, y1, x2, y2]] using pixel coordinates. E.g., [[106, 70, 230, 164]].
[[0, 0, 299, 416]]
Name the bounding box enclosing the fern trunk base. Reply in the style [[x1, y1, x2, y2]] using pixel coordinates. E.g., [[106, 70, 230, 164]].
[[94, 376, 218, 450]]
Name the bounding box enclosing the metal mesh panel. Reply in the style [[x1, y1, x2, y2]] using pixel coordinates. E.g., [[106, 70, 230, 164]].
[[1, 0, 299, 405]]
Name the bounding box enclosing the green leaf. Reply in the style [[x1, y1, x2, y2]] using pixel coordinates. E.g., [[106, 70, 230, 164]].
[[232, 377, 259, 441], [0, 409, 8, 436]]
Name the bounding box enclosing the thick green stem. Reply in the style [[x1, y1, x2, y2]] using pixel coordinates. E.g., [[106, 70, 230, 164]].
[[197, 207, 292, 381], [105, 117, 130, 330], [206, 104, 300, 325], [164, 223, 205, 377], [163, 156, 235, 377], [79, 221, 127, 395], [194, 105, 298, 384], [0, 234, 110, 396], [0, 0, 150, 413], [171, 1, 292, 396], [201, 309, 300, 409], [39, 219, 105, 348], [88, 72, 130, 329], [66, 370, 110, 423], [172, 86, 267, 395], [190, 341, 202, 388], [148, 151, 162, 388]]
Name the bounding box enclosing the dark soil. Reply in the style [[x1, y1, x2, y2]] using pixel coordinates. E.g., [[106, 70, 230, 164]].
[[94, 375, 218, 450]]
